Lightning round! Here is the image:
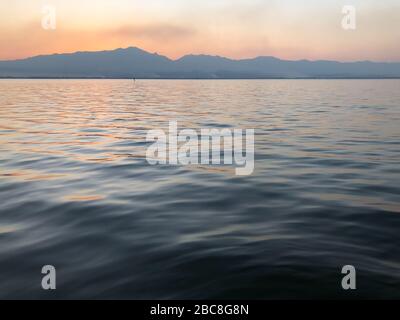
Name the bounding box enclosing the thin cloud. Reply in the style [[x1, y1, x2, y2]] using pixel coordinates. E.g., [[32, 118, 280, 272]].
[[110, 24, 197, 40]]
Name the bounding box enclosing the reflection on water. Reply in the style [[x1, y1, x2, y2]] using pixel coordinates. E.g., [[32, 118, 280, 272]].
[[0, 79, 400, 299]]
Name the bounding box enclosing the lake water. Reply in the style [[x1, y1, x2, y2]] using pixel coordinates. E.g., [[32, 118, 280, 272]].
[[0, 79, 399, 299]]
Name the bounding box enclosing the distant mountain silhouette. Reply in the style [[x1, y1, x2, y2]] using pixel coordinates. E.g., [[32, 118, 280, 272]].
[[1, 46, 400, 78]]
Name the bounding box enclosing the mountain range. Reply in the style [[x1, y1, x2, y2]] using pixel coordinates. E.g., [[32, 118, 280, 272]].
[[1, 47, 400, 79]]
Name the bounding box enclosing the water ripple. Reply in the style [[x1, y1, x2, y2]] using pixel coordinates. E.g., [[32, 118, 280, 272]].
[[0, 79, 399, 299]]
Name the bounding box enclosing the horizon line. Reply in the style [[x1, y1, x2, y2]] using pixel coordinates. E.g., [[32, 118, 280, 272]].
[[2, 46, 400, 64]]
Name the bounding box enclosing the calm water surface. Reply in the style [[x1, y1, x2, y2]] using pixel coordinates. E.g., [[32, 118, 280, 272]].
[[0, 79, 399, 299]]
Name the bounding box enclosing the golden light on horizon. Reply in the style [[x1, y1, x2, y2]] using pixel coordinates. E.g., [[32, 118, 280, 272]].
[[0, 0, 399, 62]]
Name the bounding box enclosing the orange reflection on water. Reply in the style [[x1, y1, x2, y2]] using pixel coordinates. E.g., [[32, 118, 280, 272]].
[[63, 194, 105, 202]]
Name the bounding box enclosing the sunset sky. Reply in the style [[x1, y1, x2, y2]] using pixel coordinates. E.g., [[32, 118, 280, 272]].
[[1, 0, 399, 61]]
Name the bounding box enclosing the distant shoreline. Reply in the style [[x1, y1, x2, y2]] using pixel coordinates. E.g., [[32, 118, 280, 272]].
[[1, 77, 400, 80], [2, 47, 400, 79]]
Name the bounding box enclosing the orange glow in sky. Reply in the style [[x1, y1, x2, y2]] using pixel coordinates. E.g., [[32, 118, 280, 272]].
[[1, 0, 399, 61]]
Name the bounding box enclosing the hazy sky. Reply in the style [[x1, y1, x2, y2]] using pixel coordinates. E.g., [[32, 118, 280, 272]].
[[1, 0, 399, 61]]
